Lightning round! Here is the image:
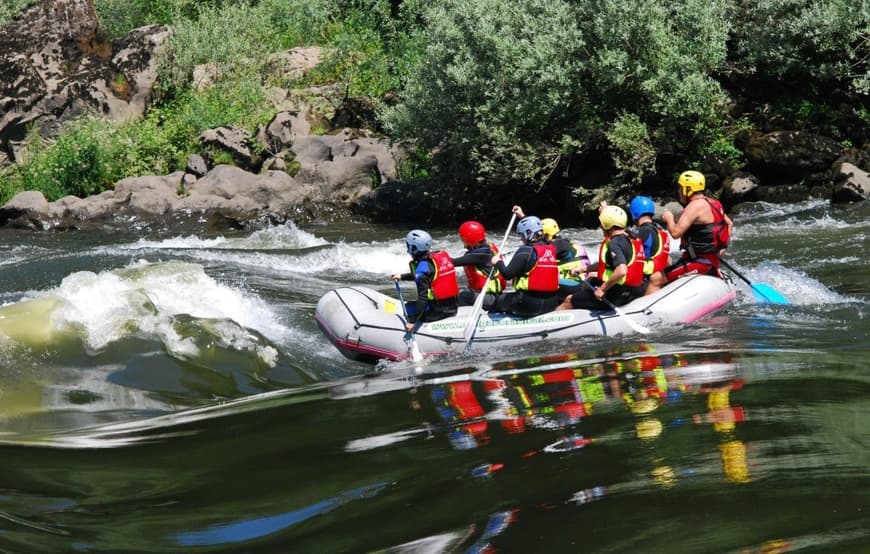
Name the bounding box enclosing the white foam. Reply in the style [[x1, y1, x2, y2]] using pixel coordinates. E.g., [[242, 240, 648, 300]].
[[728, 261, 850, 306], [118, 221, 329, 251], [40, 261, 290, 362]]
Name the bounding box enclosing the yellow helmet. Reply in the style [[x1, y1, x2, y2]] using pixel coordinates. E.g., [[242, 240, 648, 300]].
[[599, 205, 627, 230], [677, 170, 705, 197], [541, 218, 560, 239]]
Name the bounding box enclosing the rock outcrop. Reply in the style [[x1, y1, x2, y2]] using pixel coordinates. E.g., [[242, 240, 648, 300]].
[[0, 0, 170, 163]]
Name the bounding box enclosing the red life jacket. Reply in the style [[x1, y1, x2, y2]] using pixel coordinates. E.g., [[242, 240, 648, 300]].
[[597, 234, 646, 287], [515, 242, 559, 292], [464, 243, 508, 293], [684, 197, 730, 255], [410, 251, 459, 300], [648, 227, 671, 273]]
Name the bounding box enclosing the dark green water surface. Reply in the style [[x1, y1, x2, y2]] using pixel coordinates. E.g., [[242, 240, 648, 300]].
[[0, 200, 866, 553]]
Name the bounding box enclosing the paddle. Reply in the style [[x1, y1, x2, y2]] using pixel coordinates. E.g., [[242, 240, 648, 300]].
[[463, 213, 518, 352], [394, 280, 424, 362], [718, 258, 789, 304], [576, 277, 651, 335]]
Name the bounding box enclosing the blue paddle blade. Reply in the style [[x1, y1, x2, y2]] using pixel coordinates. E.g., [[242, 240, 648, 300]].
[[750, 283, 789, 304]]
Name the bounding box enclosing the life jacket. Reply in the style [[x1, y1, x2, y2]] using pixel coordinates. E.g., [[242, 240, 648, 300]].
[[554, 235, 590, 279], [684, 197, 730, 256], [410, 250, 459, 300], [514, 242, 559, 292], [636, 222, 671, 275], [597, 234, 645, 287], [463, 243, 508, 293]]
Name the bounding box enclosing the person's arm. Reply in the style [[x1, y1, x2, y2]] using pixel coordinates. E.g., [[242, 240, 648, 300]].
[[409, 261, 433, 323], [662, 201, 701, 239], [595, 238, 631, 298], [390, 271, 413, 281], [719, 212, 734, 257], [513, 205, 525, 219], [598, 264, 627, 295], [553, 237, 572, 261], [494, 246, 532, 280]]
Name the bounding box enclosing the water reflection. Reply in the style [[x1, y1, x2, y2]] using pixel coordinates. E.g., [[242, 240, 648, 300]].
[[410, 344, 752, 485], [337, 343, 762, 552]]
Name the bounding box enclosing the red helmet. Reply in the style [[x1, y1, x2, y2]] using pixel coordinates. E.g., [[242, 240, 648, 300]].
[[458, 220, 486, 246]]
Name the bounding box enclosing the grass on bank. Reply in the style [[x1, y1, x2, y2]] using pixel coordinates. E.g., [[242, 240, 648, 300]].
[[2, 0, 411, 204], [1, 72, 274, 204]]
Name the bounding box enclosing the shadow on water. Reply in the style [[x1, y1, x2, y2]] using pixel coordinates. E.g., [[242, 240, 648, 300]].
[[1, 340, 869, 553]]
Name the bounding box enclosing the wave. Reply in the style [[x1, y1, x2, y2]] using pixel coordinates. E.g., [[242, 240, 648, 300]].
[[0, 260, 289, 362]]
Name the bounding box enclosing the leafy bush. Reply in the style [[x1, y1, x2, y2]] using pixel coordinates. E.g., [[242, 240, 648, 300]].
[[4, 69, 271, 204], [381, 0, 732, 196], [158, 2, 285, 95], [94, 0, 232, 37], [729, 0, 868, 90], [157, 0, 421, 101], [606, 113, 656, 185], [10, 119, 115, 202]]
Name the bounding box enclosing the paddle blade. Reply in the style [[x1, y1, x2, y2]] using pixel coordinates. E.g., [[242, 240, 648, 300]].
[[612, 305, 651, 335], [409, 339, 424, 363], [750, 283, 789, 304]]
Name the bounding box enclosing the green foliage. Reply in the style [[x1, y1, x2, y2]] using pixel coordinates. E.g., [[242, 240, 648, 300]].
[[95, 0, 175, 37], [155, 0, 421, 101], [605, 113, 656, 184], [158, 2, 284, 95], [307, 16, 398, 98], [730, 0, 870, 92], [381, 0, 591, 188], [4, 69, 271, 204], [10, 119, 115, 202], [209, 150, 236, 166], [94, 0, 235, 37], [381, 0, 733, 193], [0, 0, 36, 27], [8, 0, 869, 209], [697, 117, 753, 168], [396, 146, 431, 183]]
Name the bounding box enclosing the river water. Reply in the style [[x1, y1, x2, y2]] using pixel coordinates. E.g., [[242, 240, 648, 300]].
[[0, 199, 866, 553]]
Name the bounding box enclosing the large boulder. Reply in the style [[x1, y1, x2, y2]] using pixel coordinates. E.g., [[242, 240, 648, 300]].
[[289, 129, 400, 205], [0, 0, 170, 163], [200, 125, 263, 172], [832, 162, 870, 202], [744, 130, 844, 185]]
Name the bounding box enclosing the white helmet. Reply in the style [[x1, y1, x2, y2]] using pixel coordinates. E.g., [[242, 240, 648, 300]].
[[405, 229, 432, 256], [516, 216, 543, 241]]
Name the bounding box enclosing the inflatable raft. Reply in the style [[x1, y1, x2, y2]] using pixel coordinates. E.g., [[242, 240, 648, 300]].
[[315, 274, 736, 363]]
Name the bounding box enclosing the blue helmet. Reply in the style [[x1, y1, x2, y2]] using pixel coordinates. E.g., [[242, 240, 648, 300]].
[[516, 216, 543, 241], [629, 196, 655, 221], [405, 229, 432, 256]]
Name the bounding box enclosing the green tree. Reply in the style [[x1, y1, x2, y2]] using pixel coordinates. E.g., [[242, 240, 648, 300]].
[[729, 0, 870, 90], [380, 0, 732, 199]]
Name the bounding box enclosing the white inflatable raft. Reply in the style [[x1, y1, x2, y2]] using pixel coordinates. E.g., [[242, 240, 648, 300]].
[[315, 274, 736, 363]]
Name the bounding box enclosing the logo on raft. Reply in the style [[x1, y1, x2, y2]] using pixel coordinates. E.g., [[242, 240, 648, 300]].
[[428, 313, 573, 332]]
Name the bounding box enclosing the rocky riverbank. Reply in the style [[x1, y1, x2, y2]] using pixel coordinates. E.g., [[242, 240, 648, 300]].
[[0, 0, 867, 234]]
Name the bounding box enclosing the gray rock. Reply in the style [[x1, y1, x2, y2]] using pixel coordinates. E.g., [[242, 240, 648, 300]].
[[186, 154, 208, 177], [744, 130, 844, 185], [200, 125, 262, 172], [0, 0, 169, 162], [832, 161, 870, 202]]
